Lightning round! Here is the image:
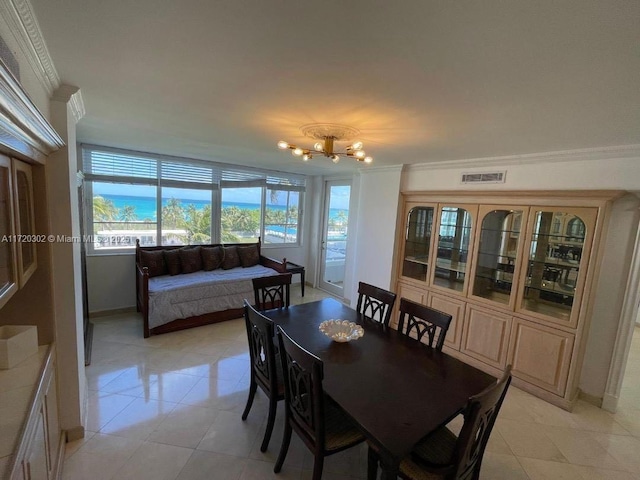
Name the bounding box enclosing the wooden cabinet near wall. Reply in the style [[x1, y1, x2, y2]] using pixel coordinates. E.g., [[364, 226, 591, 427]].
[[393, 191, 619, 410]]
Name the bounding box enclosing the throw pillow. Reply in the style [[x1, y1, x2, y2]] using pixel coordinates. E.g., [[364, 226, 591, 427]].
[[139, 250, 167, 277], [164, 249, 182, 276], [221, 246, 241, 270], [201, 246, 224, 271], [237, 244, 260, 268], [179, 246, 202, 274]]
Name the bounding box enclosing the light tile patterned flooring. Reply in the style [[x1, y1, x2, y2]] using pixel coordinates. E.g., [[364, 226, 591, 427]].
[[63, 286, 640, 479]]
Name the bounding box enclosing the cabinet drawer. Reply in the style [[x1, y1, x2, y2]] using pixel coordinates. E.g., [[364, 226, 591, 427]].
[[461, 304, 511, 368], [508, 317, 574, 396], [429, 293, 465, 350]]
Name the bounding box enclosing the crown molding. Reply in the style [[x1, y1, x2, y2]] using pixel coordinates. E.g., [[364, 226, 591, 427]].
[[0, 0, 60, 96], [357, 164, 403, 175], [406, 144, 640, 172], [0, 58, 64, 163], [52, 84, 85, 123]]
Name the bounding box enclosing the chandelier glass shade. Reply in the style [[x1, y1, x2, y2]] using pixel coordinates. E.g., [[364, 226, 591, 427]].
[[277, 123, 373, 164]]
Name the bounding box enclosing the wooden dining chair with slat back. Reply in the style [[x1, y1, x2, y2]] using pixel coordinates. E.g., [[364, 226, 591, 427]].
[[252, 273, 292, 311], [367, 366, 512, 480], [274, 326, 366, 480], [356, 281, 397, 326], [241, 301, 284, 452], [397, 298, 453, 350]]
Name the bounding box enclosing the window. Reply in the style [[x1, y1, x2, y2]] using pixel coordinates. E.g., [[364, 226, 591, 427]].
[[265, 188, 300, 244], [81, 145, 305, 253]]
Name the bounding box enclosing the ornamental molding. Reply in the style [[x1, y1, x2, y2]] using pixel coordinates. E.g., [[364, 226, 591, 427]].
[[405, 144, 640, 172], [0, 59, 64, 162], [0, 0, 60, 95], [53, 84, 86, 123]]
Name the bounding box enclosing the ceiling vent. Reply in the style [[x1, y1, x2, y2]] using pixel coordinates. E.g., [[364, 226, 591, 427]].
[[461, 171, 506, 184]]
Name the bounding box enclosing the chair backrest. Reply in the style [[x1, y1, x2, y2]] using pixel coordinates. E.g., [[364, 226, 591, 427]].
[[397, 298, 452, 350], [452, 366, 512, 480], [277, 325, 325, 450], [253, 273, 292, 311], [356, 281, 397, 326], [244, 301, 279, 395]]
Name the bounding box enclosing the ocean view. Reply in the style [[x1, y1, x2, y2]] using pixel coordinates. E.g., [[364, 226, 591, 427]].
[[99, 193, 348, 222]]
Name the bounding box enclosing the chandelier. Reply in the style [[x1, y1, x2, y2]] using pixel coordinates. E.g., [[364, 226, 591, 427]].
[[277, 123, 373, 164]]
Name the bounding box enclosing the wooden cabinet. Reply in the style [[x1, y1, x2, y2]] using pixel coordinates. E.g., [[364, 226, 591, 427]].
[[429, 293, 464, 350], [8, 347, 62, 480], [393, 191, 617, 409], [508, 317, 574, 396], [0, 156, 37, 309], [12, 160, 36, 287], [461, 304, 511, 369], [0, 154, 18, 309]]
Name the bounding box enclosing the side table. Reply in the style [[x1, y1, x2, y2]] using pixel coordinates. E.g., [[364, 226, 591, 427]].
[[283, 260, 305, 297]]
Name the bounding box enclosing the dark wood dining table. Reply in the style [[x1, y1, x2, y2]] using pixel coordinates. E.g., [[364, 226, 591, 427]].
[[263, 297, 496, 480]]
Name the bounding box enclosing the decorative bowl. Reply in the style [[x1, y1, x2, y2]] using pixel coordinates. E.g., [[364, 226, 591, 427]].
[[319, 319, 364, 343]]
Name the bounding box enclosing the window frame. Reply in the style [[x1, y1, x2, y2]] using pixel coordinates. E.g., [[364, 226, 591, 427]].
[[81, 145, 306, 255]]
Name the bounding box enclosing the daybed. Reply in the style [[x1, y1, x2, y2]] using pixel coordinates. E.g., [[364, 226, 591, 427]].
[[136, 239, 285, 337]]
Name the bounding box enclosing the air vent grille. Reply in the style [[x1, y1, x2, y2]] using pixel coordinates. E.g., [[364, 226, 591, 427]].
[[461, 171, 506, 184]]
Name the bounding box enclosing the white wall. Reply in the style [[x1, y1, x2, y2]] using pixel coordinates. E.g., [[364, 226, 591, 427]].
[[348, 166, 403, 308]]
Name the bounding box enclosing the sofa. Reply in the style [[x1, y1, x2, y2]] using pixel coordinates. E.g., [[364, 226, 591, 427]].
[[135, 239, 286, 337]]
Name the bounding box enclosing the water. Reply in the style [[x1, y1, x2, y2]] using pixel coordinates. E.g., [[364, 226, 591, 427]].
[[98, 193, 348, 225]]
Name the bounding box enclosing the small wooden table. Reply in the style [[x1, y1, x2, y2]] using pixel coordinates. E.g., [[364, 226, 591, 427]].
[[264, 298, 495, 479], [283, 260, 305, 296]]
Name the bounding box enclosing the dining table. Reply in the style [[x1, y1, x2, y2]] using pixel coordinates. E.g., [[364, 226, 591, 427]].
[[263, 297, 496, 480]]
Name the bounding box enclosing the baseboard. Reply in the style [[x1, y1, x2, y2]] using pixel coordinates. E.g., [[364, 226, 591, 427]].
[[65, 425, 85, 442], [89, 306, 136, 318], [578, 389, 603, 408], [601, 392, 619, 413]]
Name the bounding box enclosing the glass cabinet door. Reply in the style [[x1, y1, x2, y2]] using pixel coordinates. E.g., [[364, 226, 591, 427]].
[[401, 205, 435, 282], [0, 155, 18, 309], [471, 207, 527, 307], [519, 209, 595, 324], [432, 205, 475, 293], [13, 160, 37, 286]]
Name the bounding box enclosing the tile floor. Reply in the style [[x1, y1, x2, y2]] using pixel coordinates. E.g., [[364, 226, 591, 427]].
[[62, 286, 640, 479]]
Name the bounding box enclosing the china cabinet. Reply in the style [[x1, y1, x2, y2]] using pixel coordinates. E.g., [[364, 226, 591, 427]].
[[12, 159, 37, 287], [393, 191, 620, 409], [0, 154, 18, 309]]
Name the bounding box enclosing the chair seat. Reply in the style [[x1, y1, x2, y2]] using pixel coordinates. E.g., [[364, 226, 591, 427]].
[[411, 426, 456, 466], [324, 399, 365, 451]]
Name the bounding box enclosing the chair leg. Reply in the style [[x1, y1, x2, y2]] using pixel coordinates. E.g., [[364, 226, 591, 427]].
[[241, 379, 257, 421], [274, 422, 292, 473], [367, 446, 379, 480], [312, 455, 324, 480], [260, 395, 278, 452]]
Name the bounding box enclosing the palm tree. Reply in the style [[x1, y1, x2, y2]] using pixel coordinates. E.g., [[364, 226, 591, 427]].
[[119, 205, 138, 222], [93, 196, 118, 222]]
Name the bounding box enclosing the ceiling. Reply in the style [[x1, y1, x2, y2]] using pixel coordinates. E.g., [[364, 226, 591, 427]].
[[29, 0, 640, 175]]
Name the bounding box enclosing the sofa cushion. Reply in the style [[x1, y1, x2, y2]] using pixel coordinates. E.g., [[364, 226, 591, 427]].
[[221, 246, 241, 270], [201, 246, 224, 271], [164, 249, 182, 276], [179, 246, 202, 274], [139, 250, 167, 277], [237, 244, 260, 268]]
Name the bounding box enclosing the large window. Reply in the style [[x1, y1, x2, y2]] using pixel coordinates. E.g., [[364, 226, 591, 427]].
[[82, 146, 305, 253]]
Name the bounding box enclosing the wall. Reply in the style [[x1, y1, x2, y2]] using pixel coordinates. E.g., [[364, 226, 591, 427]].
[[348, 166, 403, 308], [401, 148, 640, 401]]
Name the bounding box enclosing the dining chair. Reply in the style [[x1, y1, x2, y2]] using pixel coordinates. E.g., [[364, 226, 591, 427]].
[[274, 326, 366, 480], [367, 366, 512, 480], [241, 301, 284, 452], [397, 298, 453, 350], [356, 281, 397, 326], [252, 273, 292, 311]]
